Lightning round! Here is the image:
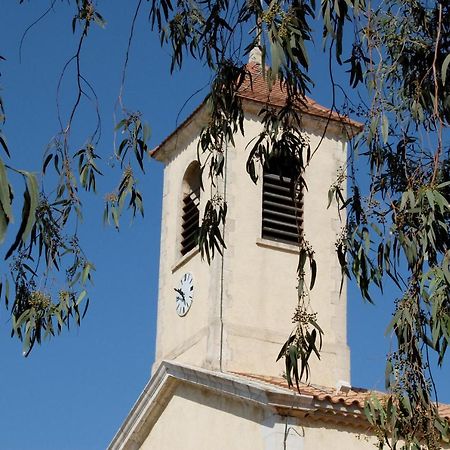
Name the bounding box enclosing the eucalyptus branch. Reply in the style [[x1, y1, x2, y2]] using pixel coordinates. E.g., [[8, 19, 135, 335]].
[[117, 0, 143, 112], [18, 0, 58, 63]]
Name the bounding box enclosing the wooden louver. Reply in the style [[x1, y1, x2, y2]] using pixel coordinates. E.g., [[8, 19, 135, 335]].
[[181, 188, 200, 255], [262, 171, 303, 245]]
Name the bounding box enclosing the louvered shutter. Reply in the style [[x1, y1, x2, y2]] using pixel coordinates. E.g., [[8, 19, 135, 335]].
[[262, 170, 303, 245], [181, 188, 200, 255]]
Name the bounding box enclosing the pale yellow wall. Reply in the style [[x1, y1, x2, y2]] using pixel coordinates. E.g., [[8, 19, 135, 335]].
[[303, 422, 376, 449], [153, 105, 350, 387], [141, 383, 266, 450], [221, 110, 350, 386], [140, 383, 376, 450], [153, 128, 223, 372]]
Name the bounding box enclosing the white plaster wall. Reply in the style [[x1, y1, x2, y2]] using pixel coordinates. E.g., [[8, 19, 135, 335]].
[[153, 104, 350, 387], [220, 110, 350, 386], [153, 127, 223, 373], [139, 383, 376, 450], [303, 422, 376, 449], [140, 383, 267, 450]]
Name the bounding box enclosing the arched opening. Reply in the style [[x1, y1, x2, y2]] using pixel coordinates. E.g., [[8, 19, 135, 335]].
[[180, 161, 201, 256]]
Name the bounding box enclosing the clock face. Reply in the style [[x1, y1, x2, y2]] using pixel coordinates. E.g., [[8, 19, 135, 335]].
[[175, 272, 194, 317]]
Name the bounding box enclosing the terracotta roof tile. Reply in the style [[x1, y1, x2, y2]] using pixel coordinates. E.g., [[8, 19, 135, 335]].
[[440, 404, 450, 420], [152, 63, 362, 159], [233, 372, 375, 408], [239, 63, 362, 132], [233, 372, 450, 420]]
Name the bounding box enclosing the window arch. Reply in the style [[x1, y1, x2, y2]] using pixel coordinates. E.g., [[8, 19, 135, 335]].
[[180, 161, 201, 256], [261, 156, 303, 245]]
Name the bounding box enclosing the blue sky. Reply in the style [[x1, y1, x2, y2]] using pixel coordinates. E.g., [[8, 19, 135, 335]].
[[0, 2, 448, 449]]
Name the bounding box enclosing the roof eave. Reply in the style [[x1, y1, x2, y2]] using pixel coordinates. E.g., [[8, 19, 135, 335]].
[[150, 101, 208, 163], [238, 95, 363, 139], [150, 94, 363, 161]]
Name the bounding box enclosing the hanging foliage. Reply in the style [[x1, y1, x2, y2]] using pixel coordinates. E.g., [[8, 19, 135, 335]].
[[2, 1, 450, 446]]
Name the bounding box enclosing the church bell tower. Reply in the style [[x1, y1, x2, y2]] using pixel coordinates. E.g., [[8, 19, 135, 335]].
[[151, 63, 361, 388]]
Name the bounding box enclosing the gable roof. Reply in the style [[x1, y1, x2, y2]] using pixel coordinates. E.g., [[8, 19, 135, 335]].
[[151, 63, 363, 161]]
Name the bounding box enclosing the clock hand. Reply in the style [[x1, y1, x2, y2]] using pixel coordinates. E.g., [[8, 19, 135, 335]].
[[174, 288, 185, 301]]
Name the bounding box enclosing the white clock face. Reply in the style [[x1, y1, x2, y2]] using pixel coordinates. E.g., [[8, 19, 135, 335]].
[[175, 272, 194, 317]]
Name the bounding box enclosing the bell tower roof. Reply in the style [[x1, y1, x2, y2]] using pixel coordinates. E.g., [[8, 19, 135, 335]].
[[151, 64, 362, 162]]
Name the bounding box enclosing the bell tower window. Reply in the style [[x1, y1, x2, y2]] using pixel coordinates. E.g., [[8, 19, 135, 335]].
[[181, 162, 201, 256], [261, 157, 303, 246]]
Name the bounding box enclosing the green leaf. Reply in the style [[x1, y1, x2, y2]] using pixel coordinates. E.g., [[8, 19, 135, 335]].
[[5, 278, 9, 309], [112, 207, 119, 229], [276, 334, 295, 361], [298, 248, 307, 273], [81, 263, 95, 284], [285, 352, 292, 387], [327, 187, 334, 208], [0, 134, 10, 157], [381, 114, 389, 144], [426, 189, 435, 210], [0, 157, 12, 222], [143, 123, 151, 143], [364, 400, 375, 425], [20, 172, 38, 243], [309, 258, 317, 290], [93, 12, 106, 28], [288, 345, 300, 388], [371, 223, 382, 236], [5, 173, 38, 259], [434, 418, 446, 435], [385, 309, 401, 336], [76, 289, 87, 305], [42, 153, 53, 174], [362, 227, 370, 253], [114, 119, 127, 131], [384, 360, 392, 389], [0, 203, 7, 244], [442, 53, 450, 86]]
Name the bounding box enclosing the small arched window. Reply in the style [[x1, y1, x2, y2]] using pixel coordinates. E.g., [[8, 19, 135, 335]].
[[261, 156, 303, 245], [180, 162, 201, 256]]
